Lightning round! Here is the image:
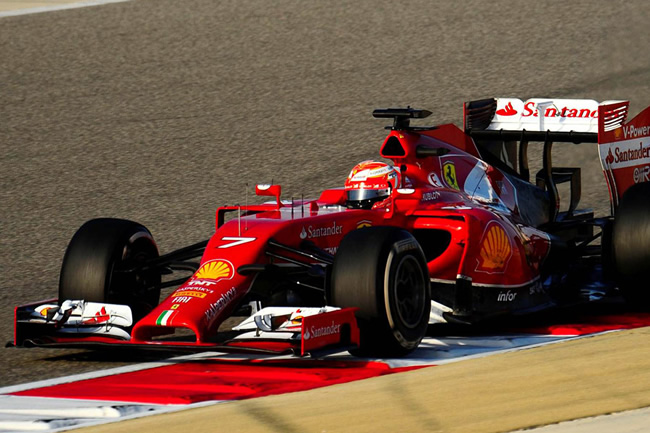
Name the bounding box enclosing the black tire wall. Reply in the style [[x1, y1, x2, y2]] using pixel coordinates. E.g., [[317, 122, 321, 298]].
[[331, 226, 430, 356], [59, 218, 161, 320]]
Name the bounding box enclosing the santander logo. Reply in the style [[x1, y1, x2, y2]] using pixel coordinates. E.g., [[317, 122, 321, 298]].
[[491, 98, 600, 133], [82, 306, 110, 325], [496, 102, 517, 116], [497, 101, 598, 119], [521, 101, 597, 119], [495, 99, 599, 119]]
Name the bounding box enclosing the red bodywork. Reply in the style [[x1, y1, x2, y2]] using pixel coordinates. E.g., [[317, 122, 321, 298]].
[[26, 99, 650, 351], [129, 123, 551, 343]]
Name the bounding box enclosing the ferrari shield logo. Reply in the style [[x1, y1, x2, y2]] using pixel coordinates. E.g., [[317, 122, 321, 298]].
[[443, 162, 460, 190]]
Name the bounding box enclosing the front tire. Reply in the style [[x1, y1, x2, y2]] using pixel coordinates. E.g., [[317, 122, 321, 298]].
[[59, 218, 161, 321], [330, 227, 430, 357]]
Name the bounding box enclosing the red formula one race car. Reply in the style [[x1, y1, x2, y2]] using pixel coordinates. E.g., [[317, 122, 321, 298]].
[[11, 98, 650, 357]]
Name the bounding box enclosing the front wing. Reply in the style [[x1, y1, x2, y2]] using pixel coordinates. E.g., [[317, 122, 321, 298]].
[[10, 300, 360, 357]]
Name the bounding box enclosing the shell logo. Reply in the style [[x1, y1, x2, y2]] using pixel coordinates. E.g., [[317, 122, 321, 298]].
[[356, 220, 372, 229], [477, 223, 512, 273], [194, 259, 234, 282]]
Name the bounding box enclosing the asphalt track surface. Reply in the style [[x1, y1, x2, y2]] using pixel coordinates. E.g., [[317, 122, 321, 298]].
[[1, 0, 650, 431]]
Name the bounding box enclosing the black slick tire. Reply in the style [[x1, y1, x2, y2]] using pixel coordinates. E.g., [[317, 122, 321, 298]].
[[330, 226, 430, 357], [58, 218, 161, 321], [612, 182, 650, 306]]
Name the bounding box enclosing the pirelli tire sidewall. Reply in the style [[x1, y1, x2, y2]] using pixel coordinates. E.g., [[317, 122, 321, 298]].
[[382, 235, 431, 350], [331, 226, 430, 356], [612, 181, 650, 305]]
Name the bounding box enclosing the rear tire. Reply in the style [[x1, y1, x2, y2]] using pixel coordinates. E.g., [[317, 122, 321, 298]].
[[59, 218, 161, 321], [330, 227, 430, 357], [612, 182, 650, 306]]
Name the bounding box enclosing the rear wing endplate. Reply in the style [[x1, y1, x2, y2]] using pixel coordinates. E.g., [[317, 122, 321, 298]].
[[598, 101, 650, 211]]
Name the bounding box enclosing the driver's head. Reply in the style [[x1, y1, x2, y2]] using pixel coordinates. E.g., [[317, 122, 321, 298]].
[[344, 161, 399, 209]]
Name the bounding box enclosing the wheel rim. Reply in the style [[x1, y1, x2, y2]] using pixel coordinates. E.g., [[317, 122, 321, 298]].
[[110, 235, 160, 309], [393, 255, 427, 329]]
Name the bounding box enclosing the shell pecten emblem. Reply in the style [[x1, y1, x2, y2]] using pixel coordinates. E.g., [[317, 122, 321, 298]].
[[614, 127, 623, 140], [476, 223, 512, 273], [356, 220, 372, 229], [194, 259, 234, 282]]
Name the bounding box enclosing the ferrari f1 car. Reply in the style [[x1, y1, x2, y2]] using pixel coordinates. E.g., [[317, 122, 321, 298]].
[[11, 98, 650, 357]]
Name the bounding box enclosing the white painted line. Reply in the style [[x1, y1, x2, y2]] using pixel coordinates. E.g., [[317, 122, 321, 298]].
[[0, 331, 624, 432], [0, 333, 599, 394], [0, 0, 130, 18], [0, 396, 196, 433]]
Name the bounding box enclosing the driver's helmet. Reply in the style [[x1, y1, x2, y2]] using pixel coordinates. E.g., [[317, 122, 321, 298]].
[[344, 160, 399, 209]]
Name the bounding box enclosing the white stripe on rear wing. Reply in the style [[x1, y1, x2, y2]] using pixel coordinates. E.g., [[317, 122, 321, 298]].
[[491, 98, 600, 132], [465, 98, 627, 134]]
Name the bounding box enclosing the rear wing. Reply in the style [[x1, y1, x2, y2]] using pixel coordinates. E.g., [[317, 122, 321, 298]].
[[464, 97, 601, 142], [464, 98, 650, 214], [464, 98, 601, 221]]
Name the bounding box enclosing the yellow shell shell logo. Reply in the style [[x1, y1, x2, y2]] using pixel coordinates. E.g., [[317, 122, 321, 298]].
[[614, 127, 622, 140], [357, 220, 372, 229], [477, 224, 512, 272], [194, 259, 234, 281]]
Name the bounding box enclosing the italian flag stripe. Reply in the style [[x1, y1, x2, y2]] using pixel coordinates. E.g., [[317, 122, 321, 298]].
[[156, 310, 174, 326]]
